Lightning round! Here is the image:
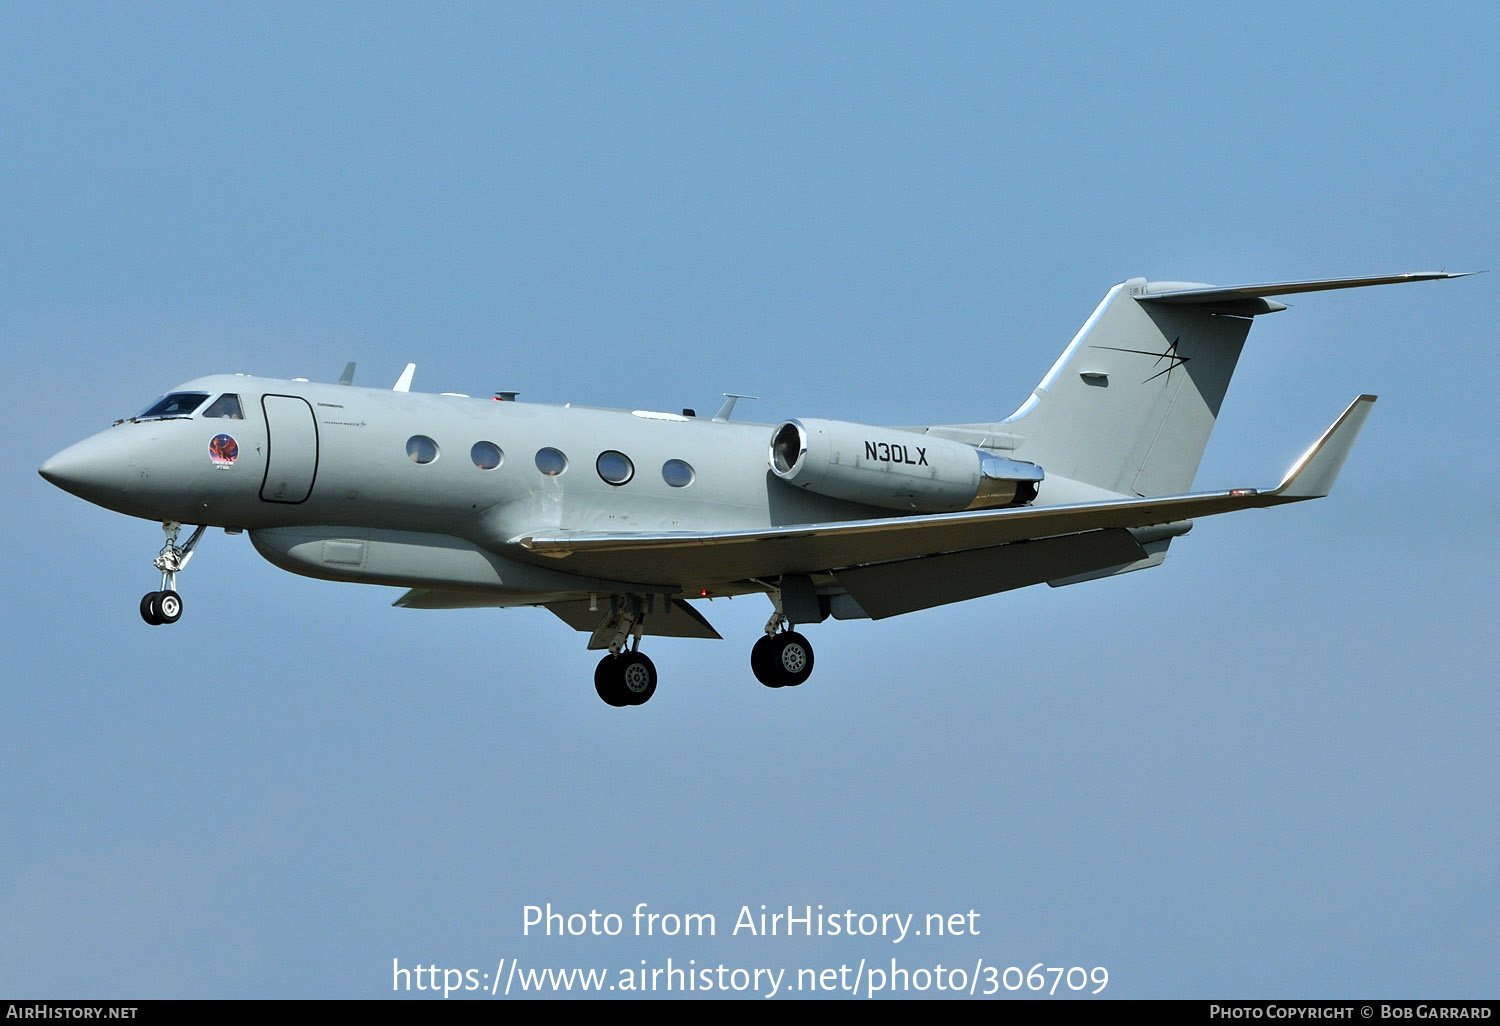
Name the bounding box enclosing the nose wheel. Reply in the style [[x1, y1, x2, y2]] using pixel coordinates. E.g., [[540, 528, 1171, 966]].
[[140, 590, 183, 625], [140, 522, 204, 626]]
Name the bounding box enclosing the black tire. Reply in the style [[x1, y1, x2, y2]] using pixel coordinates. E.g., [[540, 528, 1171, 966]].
[[751, 634, 783, 687], [618, 652, 657, 705], [772, 631, 814, 687], [140, 592, 163, 626], [154, 589, 183, 624], [594, 655, 630, 707]]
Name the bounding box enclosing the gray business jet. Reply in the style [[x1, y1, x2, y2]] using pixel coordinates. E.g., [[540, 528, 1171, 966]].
[[39, 272, 1467, 706]]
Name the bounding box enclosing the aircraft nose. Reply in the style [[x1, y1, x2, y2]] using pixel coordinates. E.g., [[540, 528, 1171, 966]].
[[39, 430, 133, 506]]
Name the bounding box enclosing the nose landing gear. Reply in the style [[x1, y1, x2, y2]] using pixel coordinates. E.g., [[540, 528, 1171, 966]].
[[140, 522, 205, 626], [140, 589, 181, 625]]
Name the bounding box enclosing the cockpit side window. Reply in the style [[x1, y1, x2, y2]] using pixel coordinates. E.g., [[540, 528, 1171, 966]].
[[202, 393, 244, 419], [137, 392, 210, 419]]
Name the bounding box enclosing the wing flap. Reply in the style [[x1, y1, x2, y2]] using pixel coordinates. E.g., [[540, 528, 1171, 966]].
[[393, 589, 722, 639], [545, 597, 722, 640], [834, 528, 1147, 619]]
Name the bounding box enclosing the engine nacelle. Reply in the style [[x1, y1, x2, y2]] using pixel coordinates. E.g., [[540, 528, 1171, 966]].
[[768, 418, 1042, 513]]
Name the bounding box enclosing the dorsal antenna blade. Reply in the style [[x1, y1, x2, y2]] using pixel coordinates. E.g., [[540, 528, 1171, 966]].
[[713, 393, 759, 422]]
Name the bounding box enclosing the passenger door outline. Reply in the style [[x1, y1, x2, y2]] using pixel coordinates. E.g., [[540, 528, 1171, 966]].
[[259, 394, 319, 503]]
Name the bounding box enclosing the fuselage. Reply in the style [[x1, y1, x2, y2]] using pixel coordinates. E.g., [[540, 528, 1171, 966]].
[[40, 374, 914, 597]]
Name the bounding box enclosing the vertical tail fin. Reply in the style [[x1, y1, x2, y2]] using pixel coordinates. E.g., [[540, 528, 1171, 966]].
[[995, 272, 1468, 497], [1004, 278, 1254, 496]]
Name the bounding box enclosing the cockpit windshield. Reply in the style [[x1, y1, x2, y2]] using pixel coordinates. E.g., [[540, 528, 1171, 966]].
[[201, 393, 244, 419], [137, 392, 210, 419]]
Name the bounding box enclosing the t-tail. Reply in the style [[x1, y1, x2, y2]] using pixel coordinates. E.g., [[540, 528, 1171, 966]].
[[984, 272, 1471, 498]]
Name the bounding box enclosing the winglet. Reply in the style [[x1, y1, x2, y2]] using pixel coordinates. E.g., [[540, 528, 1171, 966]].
[[393, 363, 416, 392], [1271, 394, 1377, 499]]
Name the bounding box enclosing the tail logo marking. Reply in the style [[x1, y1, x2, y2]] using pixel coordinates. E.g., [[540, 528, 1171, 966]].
[[1091, 336, 1190, 384]]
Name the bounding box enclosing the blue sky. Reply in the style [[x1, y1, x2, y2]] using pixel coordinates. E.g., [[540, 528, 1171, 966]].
[[3, 2, 1495, 999]]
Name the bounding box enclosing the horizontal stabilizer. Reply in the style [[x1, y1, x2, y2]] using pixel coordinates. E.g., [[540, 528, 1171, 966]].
[[1140, 271, 1474, 307]]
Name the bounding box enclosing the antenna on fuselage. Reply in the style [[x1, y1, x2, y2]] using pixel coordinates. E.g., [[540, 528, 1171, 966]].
[[393, 363, 416, 392], [338, 362, 356, 386], [713, 393, 758, 422]]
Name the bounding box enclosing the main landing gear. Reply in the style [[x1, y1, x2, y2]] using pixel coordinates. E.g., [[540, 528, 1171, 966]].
[[591, 599, 658, 707], [750, 602, 814, 689], [591, 632, 815, 706], [751, 631, 815, 688], [750, 630, 822, 684], [586, 591, 817, 707], [594, 651, 658, 707], [140, 521, 205, 626]]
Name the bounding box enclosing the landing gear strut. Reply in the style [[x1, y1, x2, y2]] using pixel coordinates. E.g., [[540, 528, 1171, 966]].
[[140, 521, 205, 626]]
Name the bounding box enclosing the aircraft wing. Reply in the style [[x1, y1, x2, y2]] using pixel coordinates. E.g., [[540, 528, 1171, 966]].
[[516, 395, 1376, 587]]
